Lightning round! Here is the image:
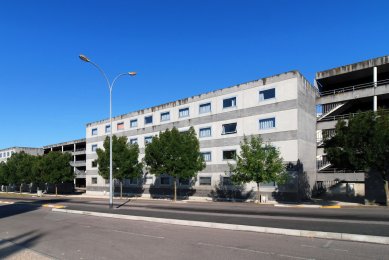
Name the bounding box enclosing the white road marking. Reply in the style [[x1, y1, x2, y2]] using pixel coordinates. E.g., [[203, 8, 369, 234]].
[[197, 242, 271, 255], [278, 254, 315, 260], [331, 248, 349, 252], [197, 242, 315, 260], [323, 240, 332, 248], [111, 229, 165, 239], [301, 244, 316, 248]]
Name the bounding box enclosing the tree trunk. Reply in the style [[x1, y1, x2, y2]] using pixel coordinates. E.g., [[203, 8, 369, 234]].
[[385, 179, 389, 206], [20, 184, 22, 194], [120, 181, 123, 200], [257, 182, 260, 203], [55, 185, 58, 197], [173, 178, 177, 202]]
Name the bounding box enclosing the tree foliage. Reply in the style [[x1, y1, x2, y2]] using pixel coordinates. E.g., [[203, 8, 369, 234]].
[[144, 127, 205, 200], [324, 110, 389, 203], [40, 152, 74, 185], [324, 110, 389, 174], [95, 135, 143, 187], [229, 136, 287, 201]]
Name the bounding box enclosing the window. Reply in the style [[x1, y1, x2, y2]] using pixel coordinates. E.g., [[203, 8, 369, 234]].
[[223, 150, 236, 160], [105, 125, 111, 133], [0, 153, 2, 158], [160, 177, 170, 185], [130, 119, 138, 128], [259, 88, 275, 101], [199, 127, 211, 137], [91, 144, 98, 152], [259, 118, 276, 129], [160, 112, 170, 122], [144, 136, 153, 144], [179, 178, 190, 186], [105, 179, 109, 184], [92, 161, 97, 168], [199, 177, 212, 186], [222, 177, 232, 186], [91, 128, 98, 136], [223, 97, 236, 108], [128, 178, 138, 185], [222, 123, 237, 135], [117, 122, 124, 131], [129, 138, 138, 145], [199, 103, 211, 114], [145, 115, 153, 125], [179, 107, 189, 118], [91, 177, 97, 184], [201, 152, 212, 162]]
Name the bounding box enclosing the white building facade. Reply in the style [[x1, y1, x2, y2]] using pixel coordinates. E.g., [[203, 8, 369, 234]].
[[85, 71, 317, 200], [0, 147, 43, 163]]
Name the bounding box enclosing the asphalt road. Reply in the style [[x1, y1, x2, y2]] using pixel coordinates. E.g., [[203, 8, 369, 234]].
[[1, 201, 389, 260], [1, 195, 389, 237]]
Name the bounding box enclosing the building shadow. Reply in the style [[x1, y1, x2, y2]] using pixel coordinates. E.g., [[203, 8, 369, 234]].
[[113, 176, 145, 199], [0, 230, 44, 259]]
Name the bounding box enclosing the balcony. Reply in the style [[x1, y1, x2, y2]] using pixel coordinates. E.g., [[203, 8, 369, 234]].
[[317, 79, 389, 105], [70, 160, 86, 167]]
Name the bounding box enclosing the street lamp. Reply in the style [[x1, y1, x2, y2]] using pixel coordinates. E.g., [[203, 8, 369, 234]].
[[79, 54, 136, 209]]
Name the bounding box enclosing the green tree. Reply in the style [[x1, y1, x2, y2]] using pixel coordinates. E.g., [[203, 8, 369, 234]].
[[95, 135, 143, 198], [229, 136, 287, 202], [42, 152, 73, 195], [324, 110, 389, 204], [5, 152, 36, 192], [0, 162, 8, 186], [144, 127, 205, 201]]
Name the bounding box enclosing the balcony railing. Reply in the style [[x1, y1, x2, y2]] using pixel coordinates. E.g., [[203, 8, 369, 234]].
[[318, 109, 389, 122], [319, 78, 389, 96]]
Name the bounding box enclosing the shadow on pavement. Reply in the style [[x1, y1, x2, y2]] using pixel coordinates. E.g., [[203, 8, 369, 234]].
[[0, 230, 44, 259], [0, 198, 70, 219]]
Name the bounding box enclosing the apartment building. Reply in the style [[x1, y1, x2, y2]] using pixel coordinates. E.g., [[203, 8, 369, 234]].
[[315, 55, 389, 200], [0, 147, 43, 163], [43, 138, 87, 189], [85, 71, 317, 200]]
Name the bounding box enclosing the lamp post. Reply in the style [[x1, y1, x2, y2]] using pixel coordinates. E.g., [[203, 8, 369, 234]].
[[79, 54, 136, 208]]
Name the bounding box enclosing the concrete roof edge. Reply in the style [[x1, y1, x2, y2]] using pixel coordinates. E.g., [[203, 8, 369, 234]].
[[315, 55, 389, 80], [43, 138, 86, 149]]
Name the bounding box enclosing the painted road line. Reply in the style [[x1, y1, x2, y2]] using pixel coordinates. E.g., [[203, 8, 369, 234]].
[[274, 204, 342, 209], [52, 208, 389, 245], [43, 204, 66, 209]]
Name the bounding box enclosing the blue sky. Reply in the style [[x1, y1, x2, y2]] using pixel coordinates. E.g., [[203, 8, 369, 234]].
[[0, 0, 388, 149]]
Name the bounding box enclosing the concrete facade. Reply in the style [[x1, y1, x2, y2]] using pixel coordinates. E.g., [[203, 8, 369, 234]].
[[0, 147, 43, 163], [315, 55, 389, 201], [85, 71, 317, 200], [43, 138, 86, 189]]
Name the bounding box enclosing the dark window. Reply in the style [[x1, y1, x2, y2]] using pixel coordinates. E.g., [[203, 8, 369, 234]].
[[223, 97, 236, 108], [259, 88, 275, 101], [145, 116, 153, 124], [160, 177, 170, 185], [222, 177, 232, 186], [199, 177, 212, 186], [92, 161, 97, 168], [259, 118, 276, 129], [199, 103, 211, 113], [91, 177, 97, 184], [222, 123, 237, 135], [223, 150, 236, 160], [179, 178, 190, 186]]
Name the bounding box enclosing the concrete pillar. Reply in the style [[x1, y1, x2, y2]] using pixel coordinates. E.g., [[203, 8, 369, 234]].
[[61, 146, 64, 153], [374, 66, 377, 111]]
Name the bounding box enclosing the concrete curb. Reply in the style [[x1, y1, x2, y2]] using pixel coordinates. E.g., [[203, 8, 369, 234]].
[[52, 208, 389, 245]]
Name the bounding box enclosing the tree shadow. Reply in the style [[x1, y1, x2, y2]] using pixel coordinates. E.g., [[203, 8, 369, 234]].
[[113, 176, 145, 199], [0, 230, 44, 259], [148, 176, 196, 200], [0, 198, 70, 219], [209, 181, 254, 202]]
